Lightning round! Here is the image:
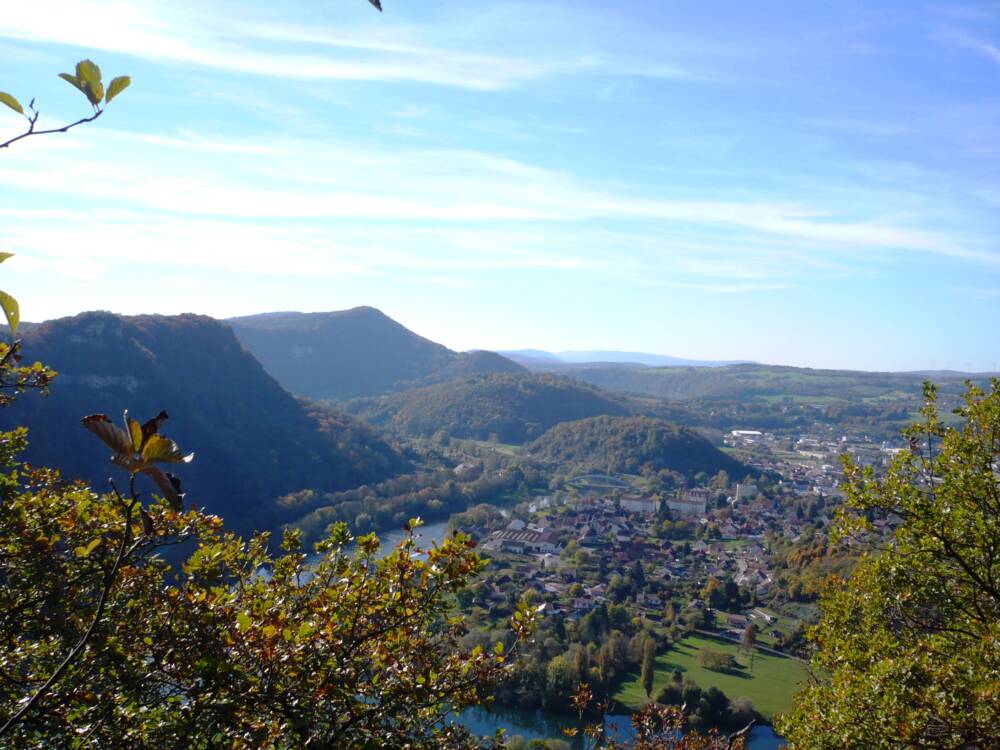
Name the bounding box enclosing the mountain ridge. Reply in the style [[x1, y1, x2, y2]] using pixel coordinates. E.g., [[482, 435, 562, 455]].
[[2, 311, 409, 532], [228, 307, 524, 401]]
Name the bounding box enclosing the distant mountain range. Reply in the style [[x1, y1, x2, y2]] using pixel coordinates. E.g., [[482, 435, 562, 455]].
[[501, 349, 752, 370], [556, 362, 992, 402], [2, 312, 408, 532], [8, 306, 994, 534], [228, 308, 524, 401]]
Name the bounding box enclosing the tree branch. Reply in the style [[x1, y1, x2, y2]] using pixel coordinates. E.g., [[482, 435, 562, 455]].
[[0, 107, 104, 150], [0, 479, 136, 737]]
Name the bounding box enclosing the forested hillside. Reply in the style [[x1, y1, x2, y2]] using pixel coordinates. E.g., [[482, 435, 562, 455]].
[[344, 372, 629, 443], [556, 362, 990, 402], [228, 307, 523, 400], [2, 311, 409, 532], [528, 415, 750, 477]]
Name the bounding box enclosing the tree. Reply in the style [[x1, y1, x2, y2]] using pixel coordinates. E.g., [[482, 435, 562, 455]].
[[0, 421, 532, 747], [740, 623, 757, 673], [696, 648, 735, 673], [777, 381, 1000, 749], [641, 638, 656, 699]]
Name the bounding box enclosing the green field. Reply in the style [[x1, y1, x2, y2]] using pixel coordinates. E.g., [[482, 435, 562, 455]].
[[614, 634, 809, 720]]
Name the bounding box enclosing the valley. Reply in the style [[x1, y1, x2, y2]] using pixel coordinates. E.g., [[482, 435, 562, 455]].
[[5, 305, 991, 746]]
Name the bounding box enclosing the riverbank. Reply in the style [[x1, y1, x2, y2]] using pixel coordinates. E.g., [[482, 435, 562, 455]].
[[457, 706, 785, 749]]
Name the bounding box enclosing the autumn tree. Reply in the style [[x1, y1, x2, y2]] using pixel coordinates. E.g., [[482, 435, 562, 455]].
[[0, 410, 532, 747], [777, 381, 1000, 749]]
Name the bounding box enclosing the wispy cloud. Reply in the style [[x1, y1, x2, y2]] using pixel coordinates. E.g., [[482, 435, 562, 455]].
[[934, 28, 1000, 66], [0, 0, 704, 90], [2, 127, 995, 270]]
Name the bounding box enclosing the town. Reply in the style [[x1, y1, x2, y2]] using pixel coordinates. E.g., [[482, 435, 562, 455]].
[[439, 421, 907, 729]]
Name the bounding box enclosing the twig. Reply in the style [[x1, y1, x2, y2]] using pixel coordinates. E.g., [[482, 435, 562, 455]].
[[0, 105, 104, 150], [0, 478, 136, 737]]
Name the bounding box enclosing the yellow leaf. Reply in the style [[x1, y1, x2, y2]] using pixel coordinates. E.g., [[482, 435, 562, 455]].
[[0, 92, 23, 115], [105, 76, 131, 103]]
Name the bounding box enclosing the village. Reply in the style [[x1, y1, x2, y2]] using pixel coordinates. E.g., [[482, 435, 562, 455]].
[[455, 423, 906, 653]]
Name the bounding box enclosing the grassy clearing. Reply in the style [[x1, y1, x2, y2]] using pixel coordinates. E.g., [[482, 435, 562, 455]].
[[614, 634, 809, 721]]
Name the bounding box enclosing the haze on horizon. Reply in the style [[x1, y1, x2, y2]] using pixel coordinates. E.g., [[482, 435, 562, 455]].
[[1, 0, 998, 372]]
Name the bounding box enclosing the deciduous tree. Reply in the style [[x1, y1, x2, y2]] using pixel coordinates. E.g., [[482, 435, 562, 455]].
[[777, 381, 1000, 749]]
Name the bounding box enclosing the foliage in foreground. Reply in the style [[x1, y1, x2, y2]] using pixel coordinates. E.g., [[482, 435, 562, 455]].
[[568, 684, 751, 750], [0, 413, 531, 748], [777, 381, 1000, 749]]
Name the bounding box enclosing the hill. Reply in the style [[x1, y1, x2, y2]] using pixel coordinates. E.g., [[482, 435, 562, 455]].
[[553, 362, 990, 402], [1, 312, 409, 532], [227, 308, 524, 400], [527, 415, 748, 477], [344, 373, 630, 444]]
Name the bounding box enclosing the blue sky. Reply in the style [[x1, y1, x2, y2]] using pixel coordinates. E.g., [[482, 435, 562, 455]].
[[1, 0, 998, 371]]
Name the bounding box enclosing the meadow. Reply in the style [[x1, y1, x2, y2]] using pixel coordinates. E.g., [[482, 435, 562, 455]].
[[614, 633, 810, 721]]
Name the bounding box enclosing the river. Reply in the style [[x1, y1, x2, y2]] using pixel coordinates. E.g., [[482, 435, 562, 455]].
[[457, 705, 785, 748], [370, 518, 452, 557]]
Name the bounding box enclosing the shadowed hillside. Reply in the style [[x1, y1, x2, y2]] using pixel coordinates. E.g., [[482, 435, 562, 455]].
[[228, 308, 524, 401], [2, 312, 409, 532]]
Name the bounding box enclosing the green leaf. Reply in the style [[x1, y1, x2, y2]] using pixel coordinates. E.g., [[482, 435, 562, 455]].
[[236, 612, 251, 631], [0, 289, 20, 334], [75, 538, 101, 558], [105, 76, 131, 104], [86, 81, 104, 106], [58, 72, 86, 95], [76, 59, 102, 88], [0, 253, 13, 264], [0, 92, 22, 115], [75, 60, 104, 106]]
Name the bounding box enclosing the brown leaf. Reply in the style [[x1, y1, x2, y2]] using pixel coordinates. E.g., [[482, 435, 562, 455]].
[[81, 414, 132, 456], [140, 507, 155, 537], [141, 466, 185, 510], [141, 410, 169, 444]]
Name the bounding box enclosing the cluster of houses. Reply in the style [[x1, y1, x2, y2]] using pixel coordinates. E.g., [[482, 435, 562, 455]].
[[466, 425, 909, 645], [472, 492, 785, 628]]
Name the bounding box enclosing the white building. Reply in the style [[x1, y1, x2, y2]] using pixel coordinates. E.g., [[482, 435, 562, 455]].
[[667, 488, 709, 518], [621, 496, 660, 515]]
